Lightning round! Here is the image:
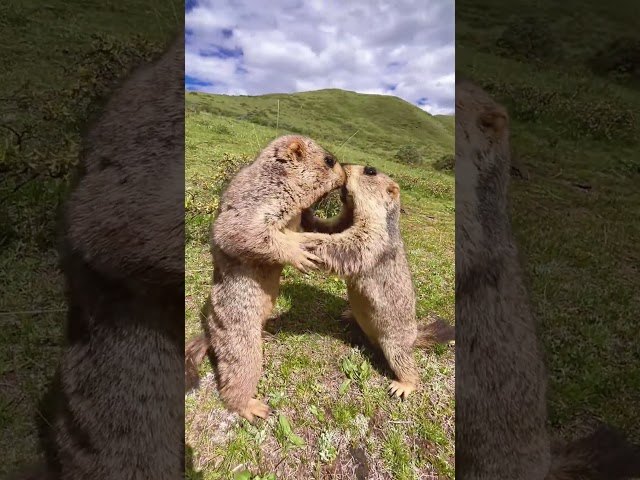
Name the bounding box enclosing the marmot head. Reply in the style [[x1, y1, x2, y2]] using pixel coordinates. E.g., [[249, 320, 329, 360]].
[[455, 79, 512, 273], [261, 135, 346, 209], [341, 164, 401, 221]]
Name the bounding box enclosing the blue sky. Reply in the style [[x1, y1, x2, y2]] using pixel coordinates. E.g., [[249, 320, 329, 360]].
[[185, 0, 454, 115]]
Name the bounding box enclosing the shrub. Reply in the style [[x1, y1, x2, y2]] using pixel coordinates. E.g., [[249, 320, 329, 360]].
[[588, 36, 640, 85], [619, 156, 640, 175], [242, 109, 271, 127], [496, 16, 561, 63], [185, 153, 251, 244], [212, 124, 231, 135], [185, 154, 249, 216], [394, 145, 422, 165], [433, 153, 454, 172], [568, 100, 637, 143]]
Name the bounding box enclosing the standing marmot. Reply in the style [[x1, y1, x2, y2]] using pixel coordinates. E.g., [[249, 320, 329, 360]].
[[186, 135, 346, 423], [455, 77, 640, 479], [297, 164, 455, 399]]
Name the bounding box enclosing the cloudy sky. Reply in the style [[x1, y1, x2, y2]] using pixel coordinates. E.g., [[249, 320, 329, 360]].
[[185, 0, 454, 115]]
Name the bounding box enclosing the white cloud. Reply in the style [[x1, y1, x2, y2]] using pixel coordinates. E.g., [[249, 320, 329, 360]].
[[185, 0, 454, 115]]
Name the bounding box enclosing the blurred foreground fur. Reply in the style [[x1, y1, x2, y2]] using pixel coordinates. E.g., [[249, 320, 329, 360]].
[[455, 77, 640, 479], [10, 31, 185, 479]]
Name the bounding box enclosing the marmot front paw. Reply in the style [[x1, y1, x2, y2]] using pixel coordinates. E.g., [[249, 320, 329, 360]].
[[289, 246, 322, 274]]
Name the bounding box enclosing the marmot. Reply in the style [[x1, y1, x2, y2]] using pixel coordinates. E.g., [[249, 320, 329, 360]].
[[297, 164, 455, 399], [9, 32, 185, 480], [455, 77, 640, 479], [185, 134, 346, 423]]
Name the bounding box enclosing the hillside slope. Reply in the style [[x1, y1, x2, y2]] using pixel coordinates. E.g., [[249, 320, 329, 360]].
[[186, 88, 454, 161], [434, 114, 455, 135], [185, 89, 455, 479]]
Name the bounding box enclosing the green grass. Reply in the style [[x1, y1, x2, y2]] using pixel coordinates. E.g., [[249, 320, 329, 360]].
[[0, 1, 180, 476], [457, 0, 640, 442], [185, 90, 455, 479]]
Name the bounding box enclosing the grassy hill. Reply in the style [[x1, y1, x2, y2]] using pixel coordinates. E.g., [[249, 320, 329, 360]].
[[434, 115, 455, 135], [458, 0, 640, 443], [185, 89, 455, 479], [187, 89, 454, 159]]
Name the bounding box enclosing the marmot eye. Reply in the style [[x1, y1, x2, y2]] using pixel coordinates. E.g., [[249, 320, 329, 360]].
[[324, 156, 336, 168], [364, 166, 377, 176]]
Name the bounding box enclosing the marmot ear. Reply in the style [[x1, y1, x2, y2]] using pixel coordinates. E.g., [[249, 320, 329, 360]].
[[286, 139, 306, 161], [387, 184, 400, 198], [477, 107, 508, 139]]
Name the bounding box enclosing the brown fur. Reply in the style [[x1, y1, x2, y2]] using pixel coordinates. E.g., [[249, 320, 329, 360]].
[[455, 77, 640, 480], [414, 317, 455, 348], [185, 135, 346, 423], [296, 164, 455, 399], [9, 32, 186, 480], [185, 332, 210, 392]]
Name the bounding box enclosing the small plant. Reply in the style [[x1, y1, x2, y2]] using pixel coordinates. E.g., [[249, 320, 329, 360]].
[[619, 155, 640, 175], [394, 144, 422, 165], [340, 350, 373, 394], [243, 109, 271, 127], [274, 414, 305, 448], [269, 390, 286, 408], [234, 470, 277, 480], [352, 413, 370, 438], [245, 423, 268, 446], [318, 430, 338, 463], [309, 404, 326, 422]]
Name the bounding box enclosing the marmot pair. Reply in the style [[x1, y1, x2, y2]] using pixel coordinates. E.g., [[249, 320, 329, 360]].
[[186, 135, 453, 422]]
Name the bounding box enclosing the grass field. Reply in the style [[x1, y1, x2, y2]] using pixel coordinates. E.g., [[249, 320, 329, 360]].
[[184, 90, 455, 479], [457, 0, 640, 442], [0, 1, 180, 476]]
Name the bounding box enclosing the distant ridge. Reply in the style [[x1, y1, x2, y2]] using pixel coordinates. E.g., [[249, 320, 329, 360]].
[[185, 88, 454, 157]]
